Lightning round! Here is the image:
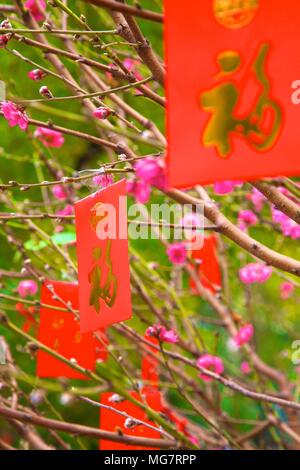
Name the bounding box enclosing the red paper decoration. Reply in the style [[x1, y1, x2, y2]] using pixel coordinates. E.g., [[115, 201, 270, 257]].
[[99, 390, 162, 450], [37, 280, 105, 379], [190, 235, 222, 295], [165, 0, 300, 188], [75, 179, 132, 333], [99, 335, 162, 450]]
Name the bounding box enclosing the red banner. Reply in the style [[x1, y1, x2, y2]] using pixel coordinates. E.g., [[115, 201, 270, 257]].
[[165, 0, 300, 187]]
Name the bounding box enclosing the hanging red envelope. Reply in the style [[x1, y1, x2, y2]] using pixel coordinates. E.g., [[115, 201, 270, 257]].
[[75, 179, 132, 333], [99, 390, 163, 450], [165, 0, 300, 188], [190, 235, 222, 295], [37, 280, 101, 379], [99, 336, 161, 450]]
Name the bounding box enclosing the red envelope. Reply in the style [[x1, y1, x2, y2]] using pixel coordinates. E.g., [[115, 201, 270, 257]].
[[190, 235, 222, 295], [99, 336, 162, 450], [37, 280, 103, 379], [75, 179, 132, 333], [99, 390, 162, 450], [165, 0, 300, 188]]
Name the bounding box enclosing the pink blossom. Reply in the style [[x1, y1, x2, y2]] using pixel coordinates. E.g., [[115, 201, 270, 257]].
[[281, 219, 300, 239], [239, 263, 272, 284], [0, 101, 29, 131], [17, 280, 38, 298], [272, 207, 288, 225], [196, 354, 224, 382], [34, 127, 64, 148], [28, 69, 45, 81], [126, 179, 151, 203], [213, 180, 243, 195], [92, 173, 114, 188], [167, 242, 187, 265], [238, 210, 258, 230], [24, 0, 46, 22], [280, 281, 295, 300], [52, 185, 67, 201], [290, 224, 300, 240], [246, 188, 266, 212], [240, 361, 251, 375], [93, 107, 111, 120], [272, 207, 300, 239], [234, 324, 254, 347], [56, 204, 74, 216], [146, 324, 178, 344], [134, 157, 167, 190]]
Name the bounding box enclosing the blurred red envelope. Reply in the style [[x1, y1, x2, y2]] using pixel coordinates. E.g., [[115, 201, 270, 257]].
[[75, 179, 132, 333], [190, 235, 222, 295], [99, 335, 162, 450], [37, 280, 106, 379], [165, 0, 300, 188], [99, 390, 162, 450]]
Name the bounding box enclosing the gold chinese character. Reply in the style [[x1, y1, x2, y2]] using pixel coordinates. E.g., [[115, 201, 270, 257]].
[[200, 43, 283, 158], [88, 239, 118, 313]]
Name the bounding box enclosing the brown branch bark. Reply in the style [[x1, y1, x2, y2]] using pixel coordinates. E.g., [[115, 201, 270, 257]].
[[0, 405, 177, 449], [116, 11, 165, 85], [81, 0, 163, 23], [252, 181, 300, 224]]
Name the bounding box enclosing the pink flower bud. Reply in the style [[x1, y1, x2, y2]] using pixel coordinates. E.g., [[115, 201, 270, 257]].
[[167, 242, 187, 265], [0, 35, 9, 47], [0, 19, 12, 29], [108, 394, 125, 404], [146, 324, 179, 344], [124, 418, 138, 429], [39, 86, 53, 99], [93, 107, 111, 120], [17, 280, 38, 298], [28, 69, 45, 81], [196, 354, 224, 382]]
